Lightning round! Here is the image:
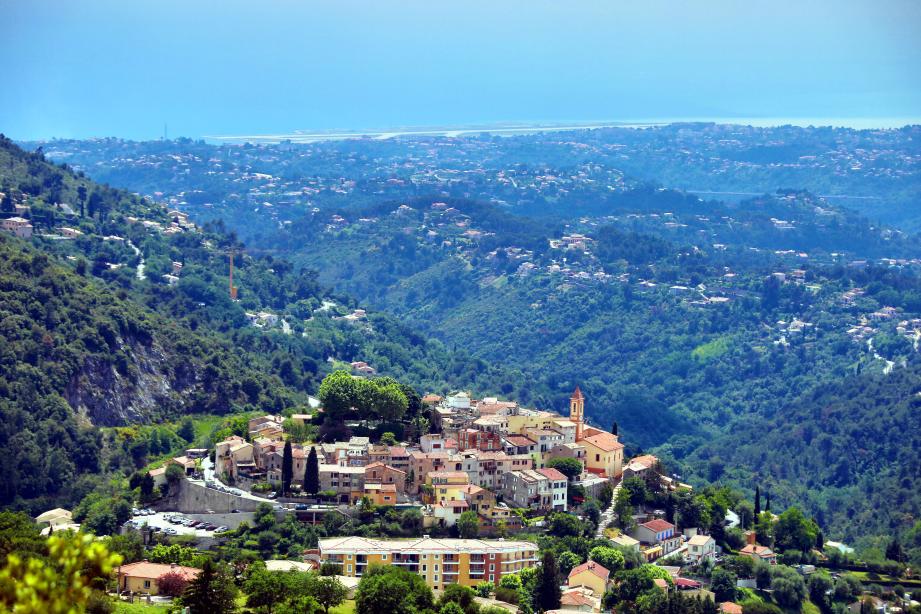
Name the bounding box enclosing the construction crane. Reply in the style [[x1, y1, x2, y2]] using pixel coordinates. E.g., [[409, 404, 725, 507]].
[[223, 248, 242, 300]]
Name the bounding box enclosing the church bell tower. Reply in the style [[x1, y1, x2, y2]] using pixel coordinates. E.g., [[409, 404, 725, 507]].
[[570, 386, 584, 441]]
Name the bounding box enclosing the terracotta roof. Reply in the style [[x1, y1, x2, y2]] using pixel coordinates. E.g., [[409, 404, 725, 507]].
[[688, 534, 714, 545], [720, 603, 743, 614], [740, 544, 775, 556], [571, 386, 583, 400], [537, 467, 568, 481], [505, 435, 536, 447], [582, 431, 624, 452], [561, 591, 596, 606], [641, 519, 675, 532], [569, 561, 610, 582], [118, 561, 201, 581]]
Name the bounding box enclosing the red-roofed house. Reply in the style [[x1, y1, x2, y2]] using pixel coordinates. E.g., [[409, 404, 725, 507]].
[[739, 544, 777, 565], [117, 561, 201, 595], [631, 519, 682, 559], [538, 467, 569, 511], [720, 602, 743, 614], [568, 560, 611, 596], [581, 430, 624, 478]]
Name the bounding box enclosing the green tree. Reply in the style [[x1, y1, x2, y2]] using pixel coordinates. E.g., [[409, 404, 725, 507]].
[[355, 565, 434, 614], [546, 457, 583, 480], [314, 576, 348, 614], [808, 573, 834, 613], [319, 371, 358, 422], [774, 507, 818, 553], [437, 583, 479, 614], [475, 581, 494, 598], [770, 566, 807, 609], [535, 551, 562, 612], [0, 532, 122, 614], [282, 440, 293, 495], [305, 446, 320, 496], [588, 546, 625, 573], [180, 559, 238, 614], [710, 568, 737, 602], [457, 511, 479, 539], [380, 432, 398, 446], [613, 487, 634, 531], [178, 417, 196, 443]]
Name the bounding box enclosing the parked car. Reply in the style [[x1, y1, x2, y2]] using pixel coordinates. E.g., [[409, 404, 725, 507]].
[[214, 526, 230, 534], [132, 508, 141, 516], [295, 504, 309, 510], [267, 492, 277, 499]]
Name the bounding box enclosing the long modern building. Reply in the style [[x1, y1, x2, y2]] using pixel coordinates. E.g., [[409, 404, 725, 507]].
[[318, 536, 539, 589]]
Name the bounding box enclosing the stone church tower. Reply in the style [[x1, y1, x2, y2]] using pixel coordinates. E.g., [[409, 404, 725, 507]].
[[570, 386, 585, 441]]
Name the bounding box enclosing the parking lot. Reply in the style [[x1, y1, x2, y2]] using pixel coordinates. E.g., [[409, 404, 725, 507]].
[[126, 511, 232, 537]]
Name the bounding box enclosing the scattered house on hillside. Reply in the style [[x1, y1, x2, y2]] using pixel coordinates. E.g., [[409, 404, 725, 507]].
[[739, 543, 778, 565], [0, 216, 33, 238], [117, 561, 201, 595], [568, 560, 611, 597], [559, 587, 600, 612], [630, 519, 682, 560], [686, 534, 717, 564], [720, 603, 743, 614], [612, 534, 641, 551]]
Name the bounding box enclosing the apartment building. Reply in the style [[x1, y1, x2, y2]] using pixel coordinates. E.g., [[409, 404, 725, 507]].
[[319, 536, 539, 589]]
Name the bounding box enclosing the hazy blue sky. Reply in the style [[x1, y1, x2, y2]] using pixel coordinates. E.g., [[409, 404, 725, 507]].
[[2, 0, 920, 140]]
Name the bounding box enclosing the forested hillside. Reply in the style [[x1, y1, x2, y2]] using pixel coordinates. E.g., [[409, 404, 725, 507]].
[[689, 363, 921, 543], [0, 137, 530, 513]]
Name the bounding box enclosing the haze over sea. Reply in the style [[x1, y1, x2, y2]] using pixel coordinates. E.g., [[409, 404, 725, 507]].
[[2, 0, 920, 141]]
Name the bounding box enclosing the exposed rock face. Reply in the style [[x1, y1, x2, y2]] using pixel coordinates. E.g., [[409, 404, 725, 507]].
[[65, 337, 195, 426]]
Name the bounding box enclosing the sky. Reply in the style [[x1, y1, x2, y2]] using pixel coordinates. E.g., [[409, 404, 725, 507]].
[[1, 0, 920, 140]]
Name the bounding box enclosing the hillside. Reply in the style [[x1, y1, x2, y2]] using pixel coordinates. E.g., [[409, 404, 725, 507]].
[[0, 137, 529, 513]]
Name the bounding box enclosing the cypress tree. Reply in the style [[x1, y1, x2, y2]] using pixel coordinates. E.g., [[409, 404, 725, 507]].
[[766, 491, 771, 512], [536, 550, 562, 612], [754, 485, 761, 516], [281, 440, 293, 495], [611, 420, 618, 436], [305, 445, 320, 496]]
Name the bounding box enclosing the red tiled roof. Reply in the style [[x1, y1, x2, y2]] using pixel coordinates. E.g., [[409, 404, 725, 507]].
[[582, 431, 624, 452], [569, 561, 610, 582], [505, 435, 536, 446], [538, 468, 567, 481], [571, 386, 583, 400], [720, 603, 743, 614], [641, 519, 675, 532], [118, 561, 200, 582]]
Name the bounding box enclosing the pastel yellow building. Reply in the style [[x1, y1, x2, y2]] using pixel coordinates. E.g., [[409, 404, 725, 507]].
[[319, 536, 539, 590], [581, 427, 624, 478], [425, 470, 470, 504], [116, 561, 200, 595]]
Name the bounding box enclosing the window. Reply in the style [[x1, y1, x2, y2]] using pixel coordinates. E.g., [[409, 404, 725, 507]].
[[435, 554, 440, 560], [434, 575, 439, 583], [489, 564, 495, 571], [347, 565, 352, 573], [490, 553, 495, 559], [422, 565, 427, 571], [435, 564, 439, 571], [596, 454, 600, 462], [489, 575, 495, 582], [143, 580, 151, 589], [382, 554, 388, 560], [347, 554, 353, 560]]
